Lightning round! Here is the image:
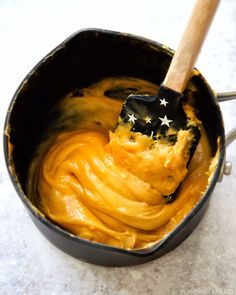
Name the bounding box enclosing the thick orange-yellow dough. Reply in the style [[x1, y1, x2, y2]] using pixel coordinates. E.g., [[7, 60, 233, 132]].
[[35, 77, 212, 249]]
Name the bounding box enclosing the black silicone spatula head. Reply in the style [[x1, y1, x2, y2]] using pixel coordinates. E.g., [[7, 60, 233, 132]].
[[120, 85, 201, 202], [121, 84, 188, 137], [120, 84, 201, 154]]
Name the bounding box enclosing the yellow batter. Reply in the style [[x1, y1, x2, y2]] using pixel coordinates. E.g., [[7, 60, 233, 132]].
[[33, 77, 212, 249]]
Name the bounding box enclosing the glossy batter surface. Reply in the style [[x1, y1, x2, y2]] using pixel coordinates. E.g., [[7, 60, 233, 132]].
[[35, 77, 212, 249]]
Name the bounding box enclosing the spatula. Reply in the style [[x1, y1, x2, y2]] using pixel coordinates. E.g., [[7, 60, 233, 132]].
[[117, 0, 220, 202]]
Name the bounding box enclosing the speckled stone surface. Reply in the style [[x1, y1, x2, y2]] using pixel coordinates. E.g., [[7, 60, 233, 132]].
[[0, 1, 236, 294]]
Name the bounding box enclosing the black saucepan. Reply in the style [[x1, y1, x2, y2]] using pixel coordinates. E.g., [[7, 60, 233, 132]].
[[3, 29, 236, 266]]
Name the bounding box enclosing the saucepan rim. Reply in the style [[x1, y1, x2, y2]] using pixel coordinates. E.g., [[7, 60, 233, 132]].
[[3, 28, 226, 256]]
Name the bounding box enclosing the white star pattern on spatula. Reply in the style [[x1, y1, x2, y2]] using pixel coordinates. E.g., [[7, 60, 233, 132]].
[[159, 115, 173, 127], [159, 98, 168, 107], [128, 113, 138, 124]]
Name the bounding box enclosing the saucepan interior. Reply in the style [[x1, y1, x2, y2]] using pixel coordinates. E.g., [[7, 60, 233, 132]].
[[4, 29, 225, 264]]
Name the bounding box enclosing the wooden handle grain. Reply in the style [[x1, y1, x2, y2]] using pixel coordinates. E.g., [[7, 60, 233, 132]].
[[163, 0, 220, 93]]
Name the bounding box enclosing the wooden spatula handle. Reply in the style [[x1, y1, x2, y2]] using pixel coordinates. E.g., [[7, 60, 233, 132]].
[[163, 0, 220, 93]]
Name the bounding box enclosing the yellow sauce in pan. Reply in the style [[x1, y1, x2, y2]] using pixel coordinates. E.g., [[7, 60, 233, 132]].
[[33, 77, 213, 249]]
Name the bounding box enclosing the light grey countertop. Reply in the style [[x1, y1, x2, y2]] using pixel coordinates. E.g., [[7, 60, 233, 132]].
[[0, 1, 236, 294]]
